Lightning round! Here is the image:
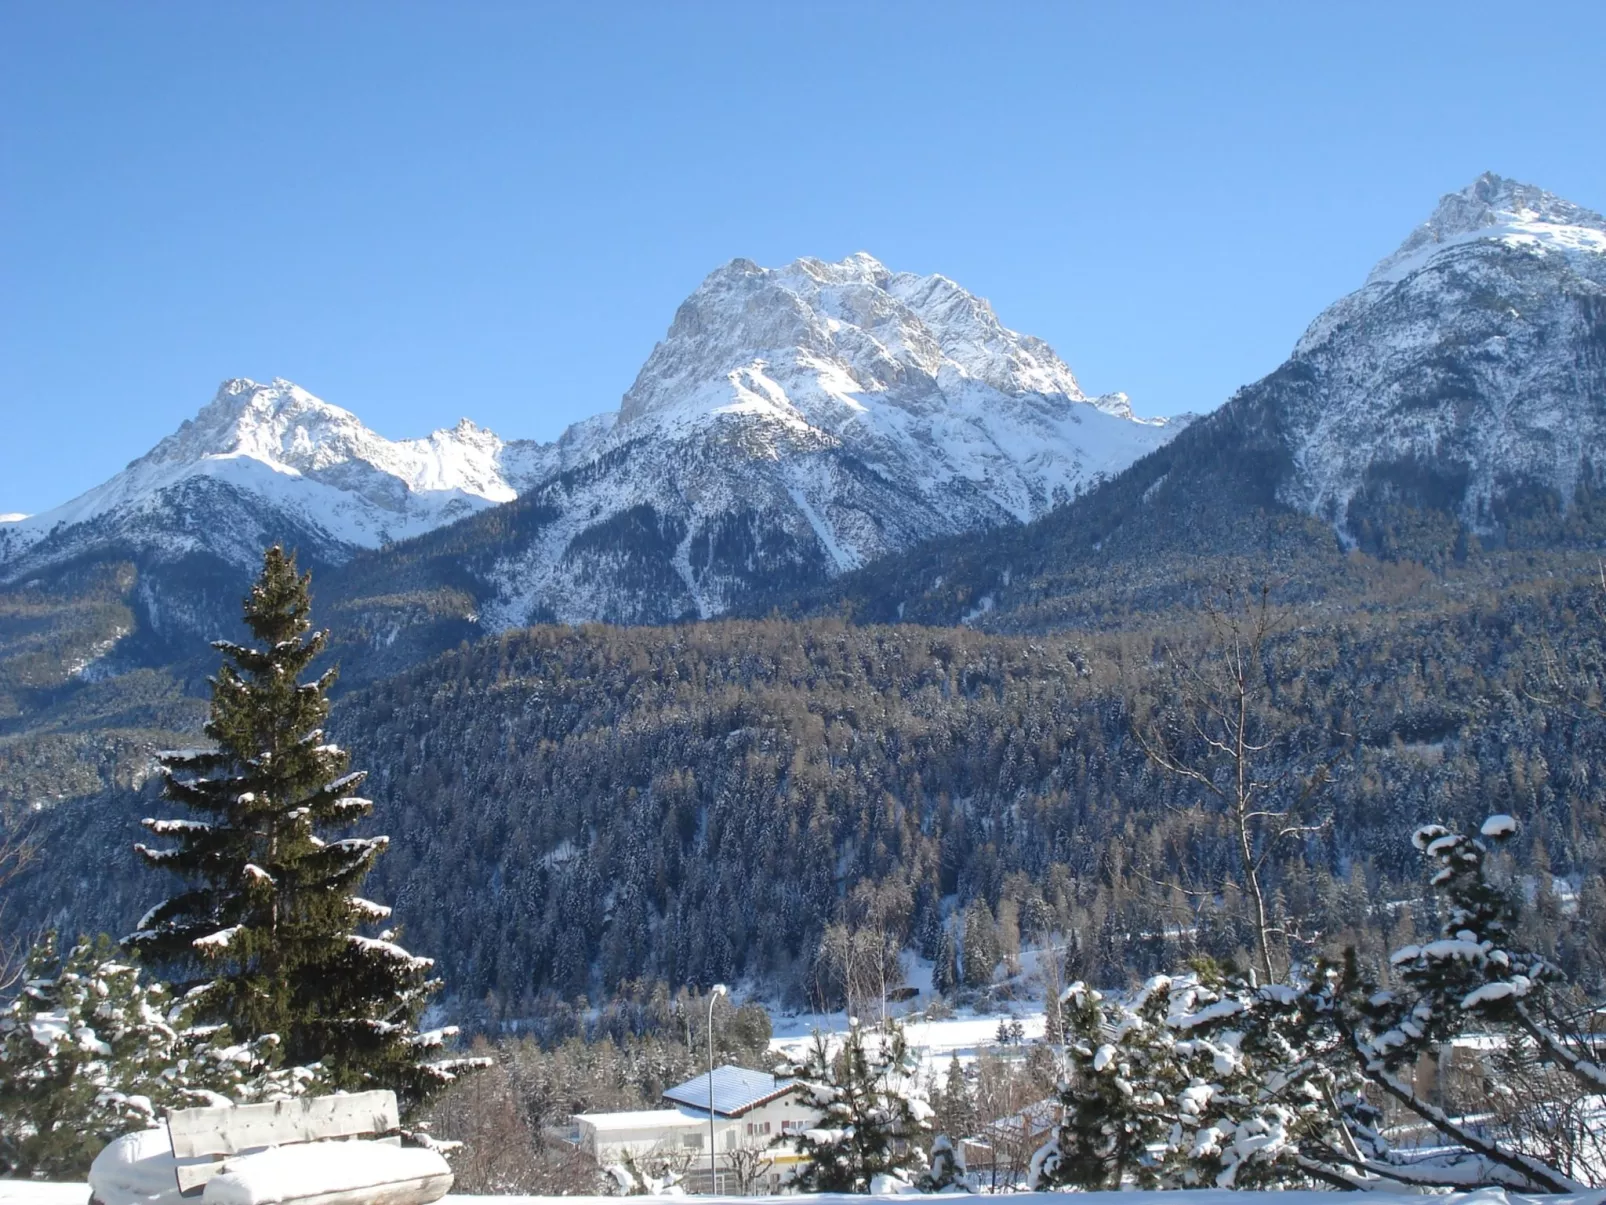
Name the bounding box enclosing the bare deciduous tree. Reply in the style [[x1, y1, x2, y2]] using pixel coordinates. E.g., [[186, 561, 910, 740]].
[[726, 1135, 776, 1196], [1134, 582, 1350, 983]]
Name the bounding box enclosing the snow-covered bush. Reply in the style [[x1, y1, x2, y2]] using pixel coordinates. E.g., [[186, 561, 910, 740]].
[[1322, 814, 1604, 1191], [0, 932, 331, 1179], [1031, 812, 1604, 1193], [0, 934, 174, 1178], [919, 1134, 972, 1192], [1029, 964, 1368, 1191]]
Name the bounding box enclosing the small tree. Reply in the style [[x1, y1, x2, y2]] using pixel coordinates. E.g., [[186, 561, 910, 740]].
[[127, 545, 474, 1110], [726, 1135, 776, 1195], [919, 1135, 970, 1191], [1028, 981, 1171, 1190], [784, 1021, 932, 1192]]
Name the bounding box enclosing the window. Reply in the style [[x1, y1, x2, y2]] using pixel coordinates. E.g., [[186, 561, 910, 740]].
[[745, 1121, 772, 1137], [683, 1133, 703, 1150]]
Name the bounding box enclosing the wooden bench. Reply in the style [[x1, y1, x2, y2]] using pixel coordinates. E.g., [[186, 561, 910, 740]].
[[89, 1091, 453, 1205]]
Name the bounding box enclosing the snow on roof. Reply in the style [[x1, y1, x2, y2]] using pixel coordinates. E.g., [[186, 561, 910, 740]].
[[576, 1108, 708, 1132], [662, 1065, 795, 1117]]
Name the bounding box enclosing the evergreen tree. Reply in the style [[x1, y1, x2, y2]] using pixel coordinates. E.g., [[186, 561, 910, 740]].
[[1028, 981, 1169, 1190], [784, 1021, 933, 1192], [126, 546, 472, 1110], [1320, 814, 1602, 1192], [937, 1055, 974, 1141], [932, 925, 959, 997], [960, 901, 998, 989]]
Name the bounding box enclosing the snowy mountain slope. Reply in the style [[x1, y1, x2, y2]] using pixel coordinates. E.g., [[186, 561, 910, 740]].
[[1277, 172, 1606, 534], [0, 378, 548, 579], [400, 252, 1180, 630]]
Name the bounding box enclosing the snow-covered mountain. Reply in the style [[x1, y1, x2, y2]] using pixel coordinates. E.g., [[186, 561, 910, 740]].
[[0, 254, 1177, 648], [779, 175, 1606, 632], [1276, 172, 1606, 535], [463, 252, 1178, 626], [0, 378, 550, 579]]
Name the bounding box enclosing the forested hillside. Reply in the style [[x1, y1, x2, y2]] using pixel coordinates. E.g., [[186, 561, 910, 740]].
[[11, 563, 1604, 1021]]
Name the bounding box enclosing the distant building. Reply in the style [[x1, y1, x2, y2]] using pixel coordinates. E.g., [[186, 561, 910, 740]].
[[961, 1098, 1061, 1188], [574, 1065, 823, 1194]]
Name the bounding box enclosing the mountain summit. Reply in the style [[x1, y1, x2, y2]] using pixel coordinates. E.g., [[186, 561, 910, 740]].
[[1364, 172, 1606, 288], [618, 252, 1143, 428], [1278, 173, 1606, 535]]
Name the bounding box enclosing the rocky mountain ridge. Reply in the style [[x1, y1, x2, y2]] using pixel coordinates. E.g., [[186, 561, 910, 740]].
[[1281, 172, 1606, 534], [463, 252, 1178, 628]]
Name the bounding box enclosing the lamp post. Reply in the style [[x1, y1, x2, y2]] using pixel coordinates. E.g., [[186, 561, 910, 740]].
[[707, 983, 727, 1194]]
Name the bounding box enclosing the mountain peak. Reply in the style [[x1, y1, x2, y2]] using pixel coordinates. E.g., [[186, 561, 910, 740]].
[[0, 378, 537, 577], [618, 252, 1114, 427], [1367, 173, 1606, 285]]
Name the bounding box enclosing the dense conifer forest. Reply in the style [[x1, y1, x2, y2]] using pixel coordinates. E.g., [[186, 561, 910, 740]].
[[8, 549, 1604, 1023]]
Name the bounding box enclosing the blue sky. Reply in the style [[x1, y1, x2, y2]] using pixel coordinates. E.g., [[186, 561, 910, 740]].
[[3, 2, 1604, 515]]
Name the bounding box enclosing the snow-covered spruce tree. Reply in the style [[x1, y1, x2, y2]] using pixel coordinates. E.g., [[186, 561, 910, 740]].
[[126, 545, 474, 1111], [1321, 814, 1602, 1192], [1029, 980, 1170, 1190], [0, 934, 175, 1178], [783, 1020, 933, 1192]]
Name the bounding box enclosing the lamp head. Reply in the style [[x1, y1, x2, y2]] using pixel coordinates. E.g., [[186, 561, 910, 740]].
[[712, 983, 729, 997]]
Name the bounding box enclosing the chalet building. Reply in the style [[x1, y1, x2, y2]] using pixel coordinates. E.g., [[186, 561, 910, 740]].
[[575, 1065, 823, 1194]]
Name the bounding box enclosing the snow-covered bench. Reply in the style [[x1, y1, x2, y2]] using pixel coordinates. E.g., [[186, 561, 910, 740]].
[[88, 1091, 453, 1205]]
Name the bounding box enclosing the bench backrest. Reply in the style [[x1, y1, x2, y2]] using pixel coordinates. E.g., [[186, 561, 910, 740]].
[[168, 1090, 400, 1194]]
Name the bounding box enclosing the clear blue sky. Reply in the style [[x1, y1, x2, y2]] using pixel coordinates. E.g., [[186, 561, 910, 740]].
[[4, 2, 1604, 516]]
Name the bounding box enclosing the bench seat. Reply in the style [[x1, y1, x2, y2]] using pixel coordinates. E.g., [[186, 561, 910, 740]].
[[89, 1121, 451, 1205], [201, 1141, 452, 1205]]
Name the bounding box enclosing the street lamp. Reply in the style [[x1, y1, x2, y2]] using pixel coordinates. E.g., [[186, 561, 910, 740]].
[[707, 984, 727, 1194]]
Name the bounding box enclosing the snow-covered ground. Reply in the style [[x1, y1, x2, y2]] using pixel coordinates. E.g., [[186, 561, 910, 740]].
[[771, 1008, 1048, 1077], [6, 1185, 1606, 1205]]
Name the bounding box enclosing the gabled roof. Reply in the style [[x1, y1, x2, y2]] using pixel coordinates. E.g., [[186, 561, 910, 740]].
[[662, 1066, 796, 1117]]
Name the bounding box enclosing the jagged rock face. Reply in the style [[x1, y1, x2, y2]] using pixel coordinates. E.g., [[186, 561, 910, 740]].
[[1275, 173, 1606, 536], [0, 378, 547, 579], [474, 253, 1176, 626]]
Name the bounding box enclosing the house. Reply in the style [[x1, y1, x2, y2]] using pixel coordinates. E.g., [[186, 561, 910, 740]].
[[574, 1065, 822, 1194]]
